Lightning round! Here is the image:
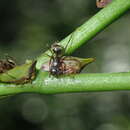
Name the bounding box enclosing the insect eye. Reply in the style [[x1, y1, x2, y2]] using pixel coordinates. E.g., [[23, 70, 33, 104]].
[[7, 59, 16, 66], [53, 47, 60, 52], [53, 47, 58, 52], [51, 44, 64, 54]]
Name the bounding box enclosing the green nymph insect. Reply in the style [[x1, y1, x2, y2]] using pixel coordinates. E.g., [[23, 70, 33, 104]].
[[0, 60, 37, 84]]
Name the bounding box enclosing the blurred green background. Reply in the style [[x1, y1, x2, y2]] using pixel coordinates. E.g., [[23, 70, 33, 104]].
[[0, 0, 130, 130]]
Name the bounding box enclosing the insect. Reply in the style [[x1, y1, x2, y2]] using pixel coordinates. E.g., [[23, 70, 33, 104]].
[[96, 0, 112, 8], [0, 60, 37, 84], [41, 34, 95, 76], [0, 56, 16, 73], [47, 34, 73, 76], [49, 43, 65, 76]]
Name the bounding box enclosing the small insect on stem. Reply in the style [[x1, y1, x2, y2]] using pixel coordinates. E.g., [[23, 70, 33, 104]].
[[96, 0, 112, 8], [0, 60, 37, 84], [45, 34, 73, 77], [0, 56, 16, 73]]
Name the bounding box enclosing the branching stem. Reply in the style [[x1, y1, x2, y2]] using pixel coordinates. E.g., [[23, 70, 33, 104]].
[[0, 0, 130, 96]]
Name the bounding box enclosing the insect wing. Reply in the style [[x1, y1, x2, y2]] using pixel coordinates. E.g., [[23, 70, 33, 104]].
[[62, 56, 95, 74]]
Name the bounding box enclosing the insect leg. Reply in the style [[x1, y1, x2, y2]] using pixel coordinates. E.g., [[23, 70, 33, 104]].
[[44, 53, 52, 58]]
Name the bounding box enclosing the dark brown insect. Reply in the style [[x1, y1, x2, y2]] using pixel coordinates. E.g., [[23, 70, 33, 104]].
[[41, 56, 95, 75], [96, 0, 112, 8], [0, 56, 16, 73], [47, 33, 75, 77], [48, 43, 65, 76], [43, 34, 72, 77]]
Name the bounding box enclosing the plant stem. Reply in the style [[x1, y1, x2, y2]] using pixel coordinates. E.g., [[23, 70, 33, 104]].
[[36, 0, 130, 69], [33, 72, 130, 94], [0, 72, 130, 96]]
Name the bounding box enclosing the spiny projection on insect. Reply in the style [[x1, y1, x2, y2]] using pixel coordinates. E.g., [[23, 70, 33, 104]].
[[41, 34, 95, 76]]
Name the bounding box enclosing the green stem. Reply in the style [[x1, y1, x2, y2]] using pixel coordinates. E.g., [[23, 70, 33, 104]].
[[0, 72, 130, 96], [36, 0, 130, 69], [34, 72, 130, 94]]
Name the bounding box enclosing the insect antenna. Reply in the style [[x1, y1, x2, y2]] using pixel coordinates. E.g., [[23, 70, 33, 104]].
[[44, 53, 52, 58], [44, 42, 54, 58]]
